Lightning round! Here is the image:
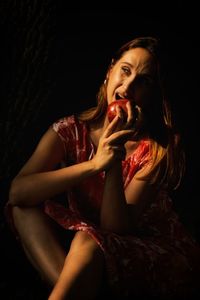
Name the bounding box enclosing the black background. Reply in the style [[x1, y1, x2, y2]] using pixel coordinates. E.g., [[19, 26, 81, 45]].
[[0, 2, 199, 299]]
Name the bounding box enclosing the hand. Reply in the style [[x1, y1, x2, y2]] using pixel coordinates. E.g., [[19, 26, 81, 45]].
[[92, 113, 135, 171]]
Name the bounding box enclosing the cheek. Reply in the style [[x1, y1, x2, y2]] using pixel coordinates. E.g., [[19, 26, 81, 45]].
[[106, 81, 112, 102], [106, 76, 118, 100], [108, 70, 121, 87]]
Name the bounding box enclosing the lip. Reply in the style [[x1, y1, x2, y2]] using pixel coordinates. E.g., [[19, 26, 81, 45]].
[[115, 92, 127, 100], [115, 92, 134, 103]]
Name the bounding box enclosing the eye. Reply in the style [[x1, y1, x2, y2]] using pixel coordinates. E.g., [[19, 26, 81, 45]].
[[121, 66, 131, 75]]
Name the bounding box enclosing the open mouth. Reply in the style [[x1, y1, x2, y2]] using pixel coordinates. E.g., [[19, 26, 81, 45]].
[[115, 92, 128, 101]]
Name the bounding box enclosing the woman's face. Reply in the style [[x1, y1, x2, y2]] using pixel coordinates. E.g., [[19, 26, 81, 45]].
[[106, 47, 157, 109]]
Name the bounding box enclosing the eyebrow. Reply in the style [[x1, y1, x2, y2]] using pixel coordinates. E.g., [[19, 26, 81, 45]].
[[121, 61, 134, 67]]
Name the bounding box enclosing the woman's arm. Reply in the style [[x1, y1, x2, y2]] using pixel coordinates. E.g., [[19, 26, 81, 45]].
[[100, 162, 130, 233], [9, 114, 134, 207], [9, 127, 98, 206], [100, 161, 157, 234], [93, 111, 156, 234]]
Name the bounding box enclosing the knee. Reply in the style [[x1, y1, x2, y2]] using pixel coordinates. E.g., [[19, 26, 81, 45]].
[[74, 231, 95, 243], [73, 231, 98, 248], [69, 231, 103, 261]]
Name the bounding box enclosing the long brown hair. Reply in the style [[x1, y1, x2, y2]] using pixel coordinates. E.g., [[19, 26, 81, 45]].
[[78, 36, 185, 191]]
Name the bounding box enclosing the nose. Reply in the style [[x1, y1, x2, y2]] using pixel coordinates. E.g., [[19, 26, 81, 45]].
[[122, 74, 137, 97]]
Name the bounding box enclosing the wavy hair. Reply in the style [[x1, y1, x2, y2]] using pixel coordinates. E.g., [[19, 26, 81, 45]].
[[78, 36, 185, 191]]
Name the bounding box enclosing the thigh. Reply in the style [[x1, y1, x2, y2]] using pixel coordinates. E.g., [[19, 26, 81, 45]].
[[12, 205, 74, 249]]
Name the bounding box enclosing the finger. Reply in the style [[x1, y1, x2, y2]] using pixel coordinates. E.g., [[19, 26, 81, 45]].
[[112, 145, 126, 152], [136, 105, 143, 123], [116, 105, 125, 120], [114, 105, 127, 130], [102, 114, 119, 138], [126, 101, 134, 128], [107, 129, 135, 145], [103, 111, 124, 138], [133, 105, 144, 130]]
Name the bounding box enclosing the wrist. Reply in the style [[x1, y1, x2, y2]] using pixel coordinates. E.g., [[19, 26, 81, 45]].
[[89, 157, 102, 173]]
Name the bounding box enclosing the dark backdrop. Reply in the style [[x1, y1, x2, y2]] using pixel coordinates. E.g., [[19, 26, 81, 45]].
[[0, 2, 199, 299]]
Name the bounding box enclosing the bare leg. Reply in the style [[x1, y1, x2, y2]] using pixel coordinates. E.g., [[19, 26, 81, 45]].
[[12, 206, 67, 286], [48, 231, 105, 300]]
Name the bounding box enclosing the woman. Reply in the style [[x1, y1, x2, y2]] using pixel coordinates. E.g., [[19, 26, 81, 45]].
[[8, 36, 200, 299]]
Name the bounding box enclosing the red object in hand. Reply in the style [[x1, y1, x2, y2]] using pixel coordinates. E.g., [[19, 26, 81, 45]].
[[107, 99, 129, 122]]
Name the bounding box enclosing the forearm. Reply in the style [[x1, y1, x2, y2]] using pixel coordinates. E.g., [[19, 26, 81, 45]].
[[9, 160, 97, 206], [100, 162, 132, 234]]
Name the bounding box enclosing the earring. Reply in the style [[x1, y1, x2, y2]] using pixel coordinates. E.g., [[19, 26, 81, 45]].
[[104, 79, 107, 85]]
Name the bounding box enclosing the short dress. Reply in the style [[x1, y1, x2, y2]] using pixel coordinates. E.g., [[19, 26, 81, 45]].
[[43, 115, 200, 298]]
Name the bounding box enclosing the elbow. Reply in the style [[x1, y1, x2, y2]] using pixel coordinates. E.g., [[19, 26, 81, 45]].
[[8, 179, 22, 206]]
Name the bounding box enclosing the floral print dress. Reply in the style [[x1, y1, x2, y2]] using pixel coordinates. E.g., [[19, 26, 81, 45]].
[[44, 115, 200, 299]]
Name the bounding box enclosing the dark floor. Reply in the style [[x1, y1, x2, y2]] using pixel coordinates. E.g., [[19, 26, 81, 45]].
[[0, 223, 50, 300]]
